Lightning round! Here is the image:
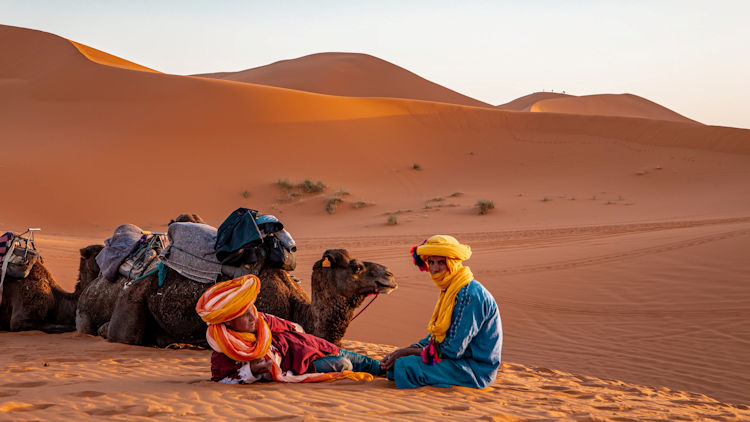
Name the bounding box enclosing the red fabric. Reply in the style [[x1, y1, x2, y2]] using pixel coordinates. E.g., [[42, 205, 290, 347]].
[[210, 312, 340, 381]]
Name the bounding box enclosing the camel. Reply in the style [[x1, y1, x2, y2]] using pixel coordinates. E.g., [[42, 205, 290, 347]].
[[0, 246, 100, 333], [98, 247, 396, 347], [75, 214, 205, 337]]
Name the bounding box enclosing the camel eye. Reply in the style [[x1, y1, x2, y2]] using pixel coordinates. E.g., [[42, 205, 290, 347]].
[[352, 264, 364, 273]]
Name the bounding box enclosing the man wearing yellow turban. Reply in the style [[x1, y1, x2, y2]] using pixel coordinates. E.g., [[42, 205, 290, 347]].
[[381, 235, 502, 388], [196, 275, 381, 384]]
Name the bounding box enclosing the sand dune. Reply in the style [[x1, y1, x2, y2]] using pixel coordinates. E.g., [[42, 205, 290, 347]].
[[496, 91, 571, 111], [2, 23, 750, 409], [194, 52, 492, 107], [531, 93, 701, 124]]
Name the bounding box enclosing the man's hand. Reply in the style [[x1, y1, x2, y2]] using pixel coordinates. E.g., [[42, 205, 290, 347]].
[[380, 346, 422, 372], [248, 358, 272, 377]]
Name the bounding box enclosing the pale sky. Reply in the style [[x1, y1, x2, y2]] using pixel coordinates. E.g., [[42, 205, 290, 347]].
[[2, 0, 749, 128]]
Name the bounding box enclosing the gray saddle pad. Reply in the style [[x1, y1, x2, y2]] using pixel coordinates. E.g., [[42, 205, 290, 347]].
[[159, 222, 221, 284]]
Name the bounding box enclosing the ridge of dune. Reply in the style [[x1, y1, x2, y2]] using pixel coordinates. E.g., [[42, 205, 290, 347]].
[[193, 52, 492, 108], [68, 40, 159, 73], [531, 93, 701, 124], [496, 91, 572, 111]]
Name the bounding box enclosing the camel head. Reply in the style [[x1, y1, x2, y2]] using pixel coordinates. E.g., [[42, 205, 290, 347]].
[[76, 244, 104, 293], [311, 249, 397, 302]]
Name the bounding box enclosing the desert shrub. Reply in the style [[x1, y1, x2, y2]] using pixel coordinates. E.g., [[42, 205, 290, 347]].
[[352, 200, 369, 209], [277, 178, 294, 190], [476, 199, 495, 215], [242, 189, 250, 198], [387, 214, 398, 225], [325, 196, 343, 214], [299, 179, 326, 193], [412, 163, 422, 170], [448, 191, 463, 197]]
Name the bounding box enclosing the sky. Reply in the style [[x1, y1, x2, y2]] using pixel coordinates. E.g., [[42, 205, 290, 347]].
[[2, 0, 749, 128]]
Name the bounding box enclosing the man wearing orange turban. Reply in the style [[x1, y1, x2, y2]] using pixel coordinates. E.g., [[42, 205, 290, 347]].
[[381, 235, 502, 388], [196, 275, 381, 383]]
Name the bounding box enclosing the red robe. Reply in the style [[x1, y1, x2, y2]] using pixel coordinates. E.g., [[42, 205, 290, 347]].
[[210, 312, 339, 381]]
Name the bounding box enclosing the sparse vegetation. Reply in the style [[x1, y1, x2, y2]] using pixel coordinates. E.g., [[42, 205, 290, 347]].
[[325, 196, 343, 214], [242, 189, 250, 199], [277, 178, 295, 190], [352, 200, 369, 209], [299, 179, 326, 193], [448, 191, 463, 197], [387, 214, 398, 225], [275, 178, 327, 203], [412, 163, 422, 170], [541, 197, 551, 202], [476, 199, 495, 215]]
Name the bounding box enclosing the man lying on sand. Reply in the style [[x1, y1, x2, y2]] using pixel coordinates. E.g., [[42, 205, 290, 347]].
[[381, 235, 502, 388], [196, 275, 382, 383]]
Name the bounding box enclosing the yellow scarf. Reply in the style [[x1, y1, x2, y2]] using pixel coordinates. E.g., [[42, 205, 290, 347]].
[[426, 259, 474, 343]]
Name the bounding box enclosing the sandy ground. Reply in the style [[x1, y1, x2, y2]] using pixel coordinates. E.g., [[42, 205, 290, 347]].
[[2, 24, 750, 419], [1, 332, 748, 421]]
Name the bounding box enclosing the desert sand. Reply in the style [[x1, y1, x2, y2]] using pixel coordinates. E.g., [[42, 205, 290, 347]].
[[2, 24, 750, 419]]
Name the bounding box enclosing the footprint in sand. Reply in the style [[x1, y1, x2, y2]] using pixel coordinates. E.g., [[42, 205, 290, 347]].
[[252, 416, 302, 421], [302, 401, 340, 408], [0, 390, 20, 398], [443, 404, 471, 411], [0, 381, 47, 388], [84, 405, 136, 416], [69, 391, 106, 398]]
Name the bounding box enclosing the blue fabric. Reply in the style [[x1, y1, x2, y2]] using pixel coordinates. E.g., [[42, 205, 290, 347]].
[[313, 349, 382, 376], [389, 280, 502, 389]]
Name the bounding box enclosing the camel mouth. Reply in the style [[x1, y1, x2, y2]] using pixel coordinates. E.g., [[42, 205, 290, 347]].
[[374, 277, 397, 294]]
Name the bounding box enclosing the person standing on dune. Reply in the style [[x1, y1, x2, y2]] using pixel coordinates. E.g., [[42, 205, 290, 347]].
[[380, 235, 502, 388]]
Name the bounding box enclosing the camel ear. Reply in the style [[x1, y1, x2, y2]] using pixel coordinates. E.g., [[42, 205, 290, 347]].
[[314, 251, 337, 270]]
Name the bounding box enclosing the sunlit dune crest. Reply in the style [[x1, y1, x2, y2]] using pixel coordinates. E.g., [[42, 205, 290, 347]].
[[496, 91, 572, 111], [194, 52, 492, 107], [68, 40, 159, 73]]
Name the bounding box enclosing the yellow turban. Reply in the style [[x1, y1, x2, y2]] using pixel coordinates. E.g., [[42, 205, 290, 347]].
[[416, 235, 472, 261], [196, 275, 261, 325]]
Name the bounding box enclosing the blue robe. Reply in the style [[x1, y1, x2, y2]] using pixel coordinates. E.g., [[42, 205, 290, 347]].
[[388, 280, 502, 389]]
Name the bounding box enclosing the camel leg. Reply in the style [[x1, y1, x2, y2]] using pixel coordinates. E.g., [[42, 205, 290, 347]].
[[75, 308, 98, 335], [106, 281, 149, 345]]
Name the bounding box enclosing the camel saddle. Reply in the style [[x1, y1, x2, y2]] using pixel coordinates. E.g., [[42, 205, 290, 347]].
[[118, 232, 167, 281], [0, 231, 40, 279], [0, 230, 41, 306]]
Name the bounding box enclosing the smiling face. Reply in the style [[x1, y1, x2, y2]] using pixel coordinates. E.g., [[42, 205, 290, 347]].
[[226, 308, 258, 333], [426, 256, 448, 274]]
